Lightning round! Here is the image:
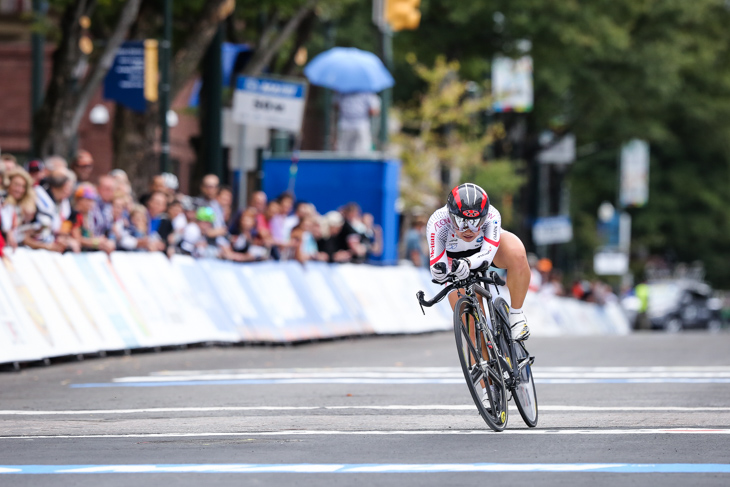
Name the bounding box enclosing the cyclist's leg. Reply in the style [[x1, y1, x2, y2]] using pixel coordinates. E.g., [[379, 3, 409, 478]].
[[493, 231, 530, 340], [492, 231, 530, 309]]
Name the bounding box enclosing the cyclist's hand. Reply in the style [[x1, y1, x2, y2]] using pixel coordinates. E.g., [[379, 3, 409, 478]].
[[431, 262, 449, 283], [452, 259, 470, 280]]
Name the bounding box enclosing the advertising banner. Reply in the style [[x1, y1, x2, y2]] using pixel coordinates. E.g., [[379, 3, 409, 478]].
[[56, 253, 129, 350], [171, 256, 239, 342], [238, 262, 321, 341], [620, 139, 650, 207], [28, 250, 106, 354], [5, 249, 86, 356], [71, 253, 147, 348], [197, 259, 270, 342], [492, 55, 533, 113], [0, 257, 50, 363]]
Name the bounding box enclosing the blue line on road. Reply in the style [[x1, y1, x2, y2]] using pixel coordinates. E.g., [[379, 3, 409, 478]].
[[70, 378, 730, 388], [1, 463, 729, 474]]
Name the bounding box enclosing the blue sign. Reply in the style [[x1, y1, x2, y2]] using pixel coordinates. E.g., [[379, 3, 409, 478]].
[[104, 41, 146, 112], [235, 76, 305, 98]]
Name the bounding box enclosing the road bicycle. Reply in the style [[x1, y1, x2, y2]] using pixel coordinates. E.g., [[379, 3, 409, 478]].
[[417, 263, 538, 432]]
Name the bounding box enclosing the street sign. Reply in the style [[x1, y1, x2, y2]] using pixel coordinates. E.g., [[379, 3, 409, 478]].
[[492, 55, 533, 113], [537, 133, 575, 165], [620, 139, 650, 207], [594, 251, 629, 276], [103, 41, 158, 113], [232, 76, 307, 133], [532, 216, 573, 246]]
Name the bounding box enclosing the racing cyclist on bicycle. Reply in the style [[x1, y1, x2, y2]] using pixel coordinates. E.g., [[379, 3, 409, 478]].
[[426, 183, 530, 341]]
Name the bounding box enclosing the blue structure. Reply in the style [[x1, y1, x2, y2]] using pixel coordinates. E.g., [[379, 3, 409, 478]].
[[262, 152, 401, 264]]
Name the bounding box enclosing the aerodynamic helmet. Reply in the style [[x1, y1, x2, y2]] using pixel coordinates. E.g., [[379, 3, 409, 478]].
[[446, 183, 490, 232]]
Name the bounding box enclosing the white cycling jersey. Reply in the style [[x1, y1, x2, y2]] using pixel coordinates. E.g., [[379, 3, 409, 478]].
[[426, 205, 502, 278]]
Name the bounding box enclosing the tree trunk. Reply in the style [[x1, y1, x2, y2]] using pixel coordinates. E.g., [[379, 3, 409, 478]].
[[112, 105, 158, 193], [111, 0, 235, 195], [33, 0, 143, 159]]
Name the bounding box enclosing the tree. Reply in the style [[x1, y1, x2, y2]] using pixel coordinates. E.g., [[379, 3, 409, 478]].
[[370, 0, 730, 285], [394, 56, 524, 224], [33, 0, 143, 159]]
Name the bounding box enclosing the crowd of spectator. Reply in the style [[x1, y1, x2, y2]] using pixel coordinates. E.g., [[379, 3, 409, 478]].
[[0, 151, 383, 265]]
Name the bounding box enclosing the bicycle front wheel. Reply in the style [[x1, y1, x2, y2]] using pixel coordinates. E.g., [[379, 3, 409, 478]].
[[453, 297, 508, 432], [512, 340, 539, 427]]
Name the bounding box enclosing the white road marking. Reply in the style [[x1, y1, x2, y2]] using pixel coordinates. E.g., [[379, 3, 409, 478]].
[[113, 366, 730, 383], [2, 428, 730, 440], [3, 463, 730, 474], [1, 405, 730, 416]]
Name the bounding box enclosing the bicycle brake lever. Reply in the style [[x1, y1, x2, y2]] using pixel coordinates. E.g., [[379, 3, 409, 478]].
[[416, 291, 426, 315]]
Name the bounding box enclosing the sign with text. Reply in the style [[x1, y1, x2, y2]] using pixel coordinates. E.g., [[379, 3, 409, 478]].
[[232, 76, 307, 133], [104, 40, 158, 113], [532, 216, 573, 246]]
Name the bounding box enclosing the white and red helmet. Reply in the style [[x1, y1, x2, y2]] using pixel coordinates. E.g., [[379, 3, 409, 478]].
[[446, 183, 490, 231]]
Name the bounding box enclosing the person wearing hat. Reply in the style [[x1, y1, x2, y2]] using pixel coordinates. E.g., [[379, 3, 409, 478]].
[[179, 206, 230, 258], [65, 183, 115, 253], [24, 160, 47, 186]]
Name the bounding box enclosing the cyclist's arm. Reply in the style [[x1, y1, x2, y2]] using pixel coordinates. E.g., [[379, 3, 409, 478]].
[[467, 206, 502, 270], [426, 210, 450, 277]]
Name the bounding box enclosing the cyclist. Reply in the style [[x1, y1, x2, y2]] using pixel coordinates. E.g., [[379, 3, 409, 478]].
[[426, 183, 530, 341]]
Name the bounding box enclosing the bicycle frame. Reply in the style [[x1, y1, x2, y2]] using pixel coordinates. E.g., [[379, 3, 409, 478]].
[[421, 274, 533, 394]]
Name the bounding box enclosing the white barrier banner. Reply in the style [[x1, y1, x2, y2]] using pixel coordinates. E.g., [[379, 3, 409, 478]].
[[28, 250, 106, 354], [5, 249, 86, 357], [0, 255, 50, 363], [0, 252, 633, 365]]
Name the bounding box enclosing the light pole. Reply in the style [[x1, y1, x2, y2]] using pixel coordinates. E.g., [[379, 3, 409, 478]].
[[30, 0, 46, 158], [159, 0, 172, 174]]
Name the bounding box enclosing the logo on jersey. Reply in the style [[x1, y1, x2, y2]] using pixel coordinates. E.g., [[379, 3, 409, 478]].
[[462, 210, 480, 218], [447, 243, 458, 250], [476, 236, 484, 243], [429, 234, 435, 257]]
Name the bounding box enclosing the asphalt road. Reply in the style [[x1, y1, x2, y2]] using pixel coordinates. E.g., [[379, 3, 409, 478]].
[[1, 332, 729, 486]]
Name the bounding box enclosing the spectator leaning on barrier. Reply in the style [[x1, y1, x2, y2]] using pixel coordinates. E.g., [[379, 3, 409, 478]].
[[362, 212, 383, 260], [1, 167, 36, 250], [27, 168, 75, 252], [404, 215, 428, 268], [319, 210, 351, 263], [228, 208, 268, 262], [90, 174, 116, 238], [71, 150, 94, 185], [197, 174, 227, 238], [66, 184, 115, 253], [180, 206, 230, 259], [146, 191, 172, 251], [337, 202, 368, 263], [166, 198, 187, 248], [217, 185, 234, 227]]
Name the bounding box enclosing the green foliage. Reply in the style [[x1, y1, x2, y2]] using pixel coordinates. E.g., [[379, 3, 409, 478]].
[[367, 0, 730, 286], [394, 56, 524, 223]]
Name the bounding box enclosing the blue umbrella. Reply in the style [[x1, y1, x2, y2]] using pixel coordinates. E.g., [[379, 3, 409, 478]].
[[304, 47, 394, 93]]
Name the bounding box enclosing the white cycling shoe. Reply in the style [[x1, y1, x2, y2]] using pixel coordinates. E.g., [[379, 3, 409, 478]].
[[509, 310, 530, 341]]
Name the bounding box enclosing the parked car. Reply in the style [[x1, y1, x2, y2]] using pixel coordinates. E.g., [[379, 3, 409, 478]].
[[646, 281, 723, 332]]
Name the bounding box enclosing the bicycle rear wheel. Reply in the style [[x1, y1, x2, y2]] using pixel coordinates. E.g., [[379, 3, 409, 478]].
[[453, 297, 508, 432]]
